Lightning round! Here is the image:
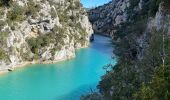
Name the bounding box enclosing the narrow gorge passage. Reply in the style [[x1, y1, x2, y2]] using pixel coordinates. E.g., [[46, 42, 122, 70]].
[[0, 35, 116, 100]]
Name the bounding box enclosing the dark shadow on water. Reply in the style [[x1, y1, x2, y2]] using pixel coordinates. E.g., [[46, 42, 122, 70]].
[[54, 83, 98, 100], [91, 34, 114, 55]]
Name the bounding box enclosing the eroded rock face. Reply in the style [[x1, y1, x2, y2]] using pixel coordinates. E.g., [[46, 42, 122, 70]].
[[88, 0, 130, 35], [0, 0, 93, 70], [86, 0, 170, 99], [148, 2, 170, 36]]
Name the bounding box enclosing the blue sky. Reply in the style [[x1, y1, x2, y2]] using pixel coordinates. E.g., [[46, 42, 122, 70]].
[[80, 0, 111, 8]]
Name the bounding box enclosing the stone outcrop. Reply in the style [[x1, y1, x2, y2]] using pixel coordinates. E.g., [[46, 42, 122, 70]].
[[0, 0, 93, 71], [88, 0, 130, 35], [85, 0, 170, 99]]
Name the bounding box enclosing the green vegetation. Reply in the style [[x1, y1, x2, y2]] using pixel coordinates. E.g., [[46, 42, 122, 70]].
[[99, 25, 170, 100], [20, 49, 32, 61], [26, 26, 66, 55], [149, 0, 161, 17], [0, 0, 88, 62], [50, 8, 57, 18], [129, 0, 140, 9], [0, 20, 6, 30], [74, 1, 82, 8], [95, 0, 170, 99], [26, 0, 41, 18], [0, 31, 9, 44], [58, 11, 70, 22], [26, 34, 53, 54], [7, 3, 25, 22], [74, 22, 87, 46], [135, 65, 170, 100], [6, 0, 40, 23], [0, 8, 5, 18], [0, 0, 10, 6], [0, 49, 7, 60]]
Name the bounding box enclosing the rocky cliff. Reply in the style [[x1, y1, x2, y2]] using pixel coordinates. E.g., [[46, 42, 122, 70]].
[[0, 0, 93, 71], [84, 0, 170, 99]]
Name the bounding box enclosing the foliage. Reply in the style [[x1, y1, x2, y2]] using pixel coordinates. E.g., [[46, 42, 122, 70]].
[[129, 0, 140, 9], [74, 1, 82, 9], [7, 3, 25, 22], [0, 48, 7, 60], [26, 0, 41, 18], [0, 31, 9, 44], [81, 92, 103, 100], [97, 1, 170, 97], [0, 0, 10, 6], [26, 35, 50, 54], [135, 65, 170, 100], [0, 8, 5, 18], [98, 28, 170, 99], [0, 20, 6, 30], [58, 11, 70, 22], [50, 7, 57, 18], [27, 26, 66, 55], [149, 0, 161, 17]]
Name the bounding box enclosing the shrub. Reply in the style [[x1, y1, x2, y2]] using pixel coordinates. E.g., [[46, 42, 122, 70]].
[[7, 3, 25, 22], [0, 20, 6, 30], [26, 37, 44, 54], [0, 31, 9, 44], [0, 0, 10, 6], [135, 65, 170, 100], [129, 0, 140, 9], [26, 0, 41, 18], [0, 49, 7, 60], [50, 7, 57, 18], [0, 8, 5, 18], [74, 1, 82, 9], [149, 0, 161, 17], [58, 12, 69, 22]]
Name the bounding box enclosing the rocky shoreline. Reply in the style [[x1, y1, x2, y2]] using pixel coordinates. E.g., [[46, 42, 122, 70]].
[[0, 0, 93, 74], [0, 45, 88, 75]]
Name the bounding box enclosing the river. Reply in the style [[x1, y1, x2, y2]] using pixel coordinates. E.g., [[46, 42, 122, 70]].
[[0, 34, 116, 100]]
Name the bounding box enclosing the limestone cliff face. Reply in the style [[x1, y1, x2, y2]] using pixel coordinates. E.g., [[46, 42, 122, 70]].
[[85, 0, 170, 99], [0, 0, 93, 71], [89, 0, 169, 36], [88, 0, 170, 60], [148, 2, 170, 35], [88, 0, 142, 36]]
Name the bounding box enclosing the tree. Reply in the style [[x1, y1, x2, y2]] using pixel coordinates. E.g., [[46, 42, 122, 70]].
[[135, 65, 170, 100]]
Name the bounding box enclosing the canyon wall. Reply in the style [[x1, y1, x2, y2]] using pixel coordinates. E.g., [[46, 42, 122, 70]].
[[84, 0, 170, 99], [0, 0, 93, 71]]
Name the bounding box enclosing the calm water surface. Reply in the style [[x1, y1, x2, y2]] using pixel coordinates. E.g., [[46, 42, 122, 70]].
[[0, 35, 116, 100]]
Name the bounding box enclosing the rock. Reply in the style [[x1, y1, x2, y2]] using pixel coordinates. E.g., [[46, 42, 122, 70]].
[[0, 0, 93, 71], [90, 34, 94, 42]]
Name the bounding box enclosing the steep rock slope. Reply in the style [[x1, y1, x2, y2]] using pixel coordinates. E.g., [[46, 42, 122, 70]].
[[85, 0, 170, 99], [0, 0, 93, 71]]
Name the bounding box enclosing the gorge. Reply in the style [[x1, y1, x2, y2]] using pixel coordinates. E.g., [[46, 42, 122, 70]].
[[85, 0, 170, 99], [0, 34, 116, 100], [0, 0, 170, 100]]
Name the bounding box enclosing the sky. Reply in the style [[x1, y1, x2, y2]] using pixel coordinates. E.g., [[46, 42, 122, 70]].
[[80, 0, 111, 8]]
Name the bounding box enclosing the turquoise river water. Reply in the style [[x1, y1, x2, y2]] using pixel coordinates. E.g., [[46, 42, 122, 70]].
[[0, 35, 116, 100]]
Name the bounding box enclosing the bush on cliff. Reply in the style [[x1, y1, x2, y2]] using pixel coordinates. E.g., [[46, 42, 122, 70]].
[[7, 3, 25, 22], [135, 65, 170, 100], [0, 49, 7, 60]]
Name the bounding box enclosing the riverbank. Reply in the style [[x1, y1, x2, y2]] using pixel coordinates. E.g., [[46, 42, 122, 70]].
[[0, 45, 89, 75], [0, 34, 115, 100], [0, 56, 74, 75]]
